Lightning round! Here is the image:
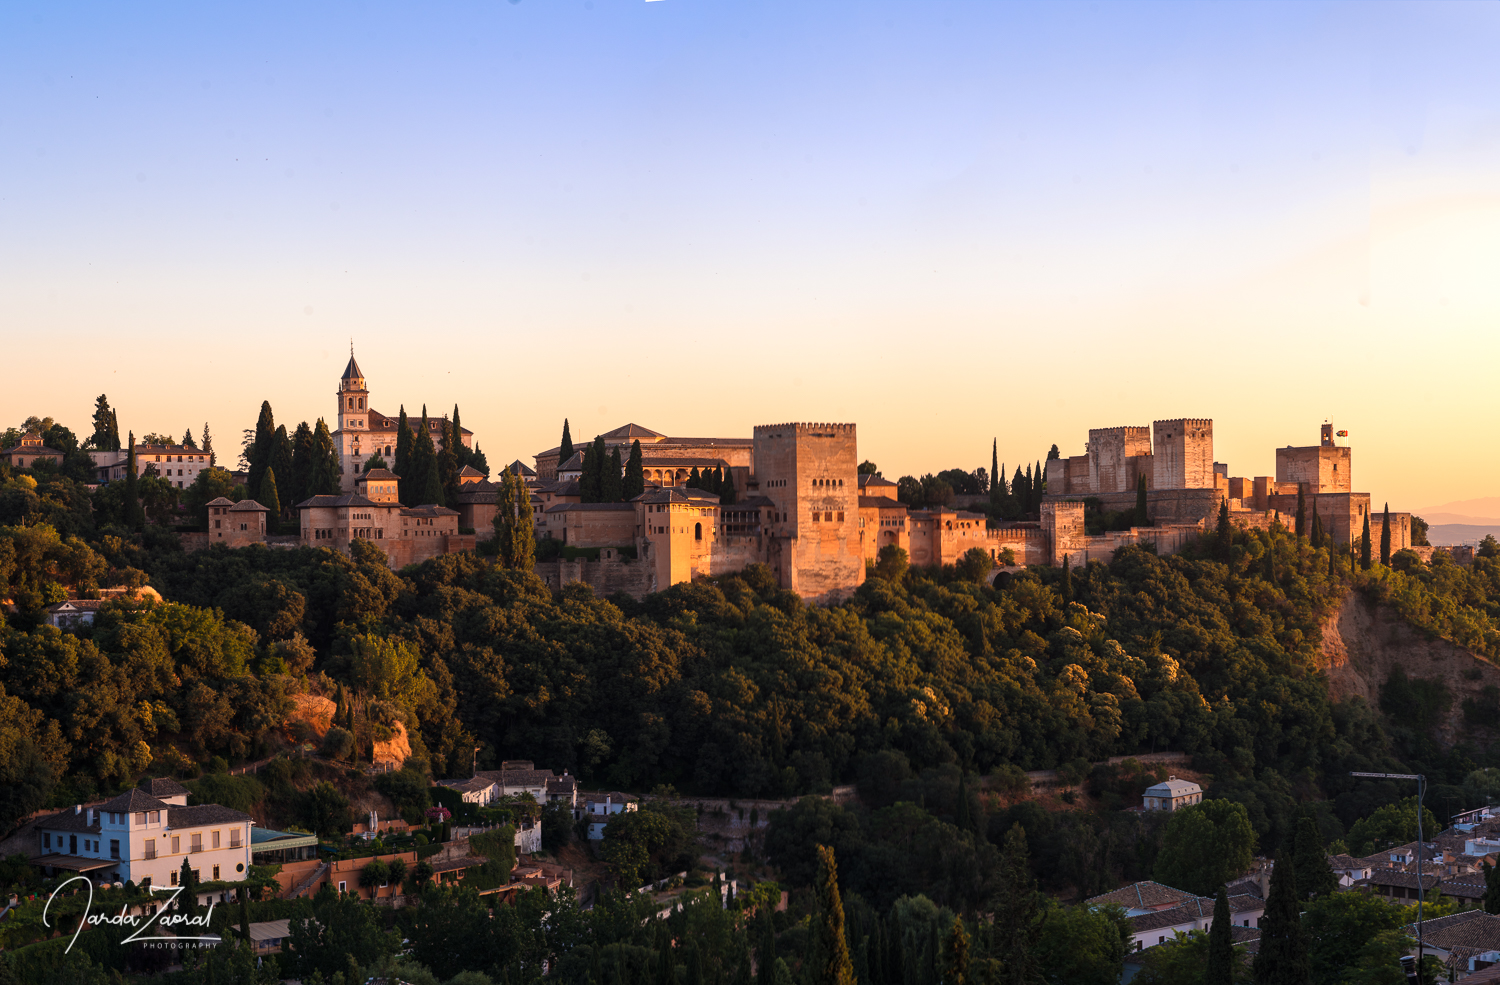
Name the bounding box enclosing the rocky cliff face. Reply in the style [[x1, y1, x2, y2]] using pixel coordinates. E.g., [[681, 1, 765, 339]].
[[1318, 592, 1500, 745]]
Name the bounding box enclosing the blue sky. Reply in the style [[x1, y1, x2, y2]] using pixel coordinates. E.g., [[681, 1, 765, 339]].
[[4, 1, 1498, 507]]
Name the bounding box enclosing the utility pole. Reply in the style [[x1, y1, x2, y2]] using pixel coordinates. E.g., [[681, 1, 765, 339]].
[[1352, 772, 1427, 977]]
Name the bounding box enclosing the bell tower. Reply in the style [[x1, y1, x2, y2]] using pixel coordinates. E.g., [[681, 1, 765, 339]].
[[338, 348, 368, 436]]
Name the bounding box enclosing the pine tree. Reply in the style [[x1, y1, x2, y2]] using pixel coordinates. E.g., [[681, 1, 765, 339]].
[[1360, 513, 1372, 570], [201, 422, 215, 465], [1292, 816, 1337, 900], [559, 419, 575, 469], [1218, 498, 1233, 556], [602, 447, 624, 503], [1135, 472, 1149, 527], [941, 917, 969, 985], [813, 846, 856, 985], [1380, 503, 1391, 566], [248, 401, 276, 498], [757, 904, 777, 985], [438, 417, 460, 505], [125, 433, 144, 529], [1253, 851, 1309, 985], [993, 824, 1041, 985], [261, 468, 282, 535], [1206, 887, 1234, 984], [624, 440, 645, 500], [311, 419, 341, 496], [1295, 484, 1306, 537], [289, 421, 315, 505], [182, 428, 196, 448], [395, 406, 413, 504], [91, 395, 120, 451]]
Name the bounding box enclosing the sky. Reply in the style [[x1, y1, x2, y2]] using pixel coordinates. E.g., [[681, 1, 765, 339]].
[[3, 0, 1498, 511]]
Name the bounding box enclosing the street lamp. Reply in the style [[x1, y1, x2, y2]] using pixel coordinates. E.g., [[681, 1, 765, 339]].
[[1351, 772, 1427, 977]]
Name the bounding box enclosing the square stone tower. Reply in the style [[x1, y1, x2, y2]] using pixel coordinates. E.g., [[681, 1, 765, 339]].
[[1087, 426, 1152, 494], [752, 423, 864, 599], [1152, 419, 1215, 490]]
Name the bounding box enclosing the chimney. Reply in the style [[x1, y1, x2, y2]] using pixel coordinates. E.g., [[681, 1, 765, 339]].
[[75, 804, 82, 815]]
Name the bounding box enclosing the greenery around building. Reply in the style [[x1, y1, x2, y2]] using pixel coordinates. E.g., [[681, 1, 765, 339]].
[[6, 408, 1500, 982]]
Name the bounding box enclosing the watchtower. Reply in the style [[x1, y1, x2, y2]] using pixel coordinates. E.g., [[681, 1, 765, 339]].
[[1152, 419, 1214, 490], [752, 423, 864, 598]]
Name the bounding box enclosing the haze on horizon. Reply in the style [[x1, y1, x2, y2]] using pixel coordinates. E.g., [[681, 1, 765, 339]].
[[3, 1, 1498, 511]]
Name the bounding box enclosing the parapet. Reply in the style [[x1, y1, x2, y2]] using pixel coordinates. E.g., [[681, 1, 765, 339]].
[[1088, 426, 1151, 438], [753, 423, 857, 436], [1153, 418, 1214, 430]]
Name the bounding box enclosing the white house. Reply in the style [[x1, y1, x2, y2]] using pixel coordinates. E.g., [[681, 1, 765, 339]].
[[438, 776, 500, 806], [1142, 776, 1203, 811], [1086, 880, 1264, 952], [584, 793, 637, 840], [31, 786, 252, 891]]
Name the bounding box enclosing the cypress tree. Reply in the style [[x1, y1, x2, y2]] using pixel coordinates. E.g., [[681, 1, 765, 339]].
[[412, 408, 445, 506], [1218, 498, 1233, 556], [201, 422, 214, 465], [451, 404, 467, 469], [1484, 859, 1500, 915], [495, 468, 536, 572], [269, 425, 293, 508], [721, 466, 737, 506], [1360, 513, 1372, 570], [1061, 555, 1072, 602], [260, 468, 281, 535], [248, 401, 276, 498], [1310, 511, 1322, 550], [624, 440, 645, 499], [591, 944, 604, 985], [756, 904, 777, 985], [1295, 484, 1305, 538], [656, 928, 675, 985], [602, 447, 624, 503], [1206, 887, 1234, 985], [311, 419, 341, 496], [91, 395, 120, 451], [1292, 816, 1337, 900], [438, 417, 460, 505], [1135, 472, 1149, 527], [290, 421, 315, 505], [989, 441, 1002, 517], [589, 436, 608, 500], [1011, 466, 1026, 519], [813, 846, 855, 985], [395, 406, 412, 503], [559, 419, 575, 469], [182, 427, 196, 448], [941, 917, 969, 985], [686, 944, 705, 985], [1264, 535, 1276, 583], [993, 824, 1041, 985], [955, 774, 973, 835], [1380, 503, 1391, 566], [180, 857, 200, 923], [1252, 851, 1309, 985], [578, 441, 597, 503], [688, 467, 702, 490], [238, 888, 252, 943], [1328, 537, 1338, 580], [125, 432, 143, 529]]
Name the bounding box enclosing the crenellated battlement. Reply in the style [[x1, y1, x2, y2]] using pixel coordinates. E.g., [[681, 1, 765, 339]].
[[1088, 425, 1151, 437], [1154, 418, 1213, 430], [754, 423, 857, 435]]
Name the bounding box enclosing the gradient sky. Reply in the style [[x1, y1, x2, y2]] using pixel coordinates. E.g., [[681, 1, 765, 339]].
[[4, 1, 1498, 510]]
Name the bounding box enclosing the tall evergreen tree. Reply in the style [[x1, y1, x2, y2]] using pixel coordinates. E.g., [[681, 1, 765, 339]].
[[260, 468, 282, 535], [1206, 887, 1235, 985], [624, 440, 645, 500], [1218, 498, 1233, 556], [989, 441, 1003, 516], [1295, 484, 1306, 537], [993, 824, 1041, 985], [412, 408, 445, 506], [941, 917, 969, 985], [269, 425, 293, 510], [1380, 503, 1391, 566], [248, 401, 276, 498], [181, 428, 196, 448], [495, 468, 536, 571], [579, 441, 600, 503], [451, 404, 468, 469], [1135, 473, 1149, 527], [756, 903, 777, 985], [201, 422, 214, 465], [558, 419, 575, 468], [1483, 859, 1500, 915], [395, 406, 413, 503], [1032, 460, 1045, 510], [438, 417, 461, 506], [687, 466, 702, 490], [1310, 511, 1323, 550], [1360, 513, 1372, 570], [813, 846, 856, 985], [1292, 816, 1337, 900], [1061, 555, 1072, 602], [602, 447, 624, 503], [289, 421, 315, 505], [1252, 851, 1309, 985], [179, 857, 200, 923], [686, 944, 705, 985], [955, 774, 973, 835], [91, 395, 120, 451], [125, 432, 143, 529], [721, 466, 737, 506], [1328, 537, 1339, 580], [239, 888, 252, 944], [311, 419, 341, 496], [656, 928, 676, 985]]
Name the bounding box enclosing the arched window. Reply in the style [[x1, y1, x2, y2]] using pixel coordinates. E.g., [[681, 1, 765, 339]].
[[694, 522, 702, 541]]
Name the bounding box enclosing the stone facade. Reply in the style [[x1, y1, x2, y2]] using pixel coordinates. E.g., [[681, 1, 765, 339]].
[[1152, 419, 1216, 491], [206, 497, 269, 547], [0, 433, 63, 470], [295, 469, 472, 568]]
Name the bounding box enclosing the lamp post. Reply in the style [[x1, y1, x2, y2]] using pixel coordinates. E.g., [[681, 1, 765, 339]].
[[1351, 772, 1427, 978]]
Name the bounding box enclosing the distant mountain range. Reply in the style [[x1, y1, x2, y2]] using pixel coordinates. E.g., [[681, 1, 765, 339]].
[[1413, 498, 1500, 546]]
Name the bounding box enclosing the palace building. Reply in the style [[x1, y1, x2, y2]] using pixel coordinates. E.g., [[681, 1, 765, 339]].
[[331, 352, 472, 493]]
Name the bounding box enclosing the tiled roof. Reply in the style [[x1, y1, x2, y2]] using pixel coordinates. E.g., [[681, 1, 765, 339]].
[[458, 465, 485, 477], [206, 497, 237, 507], [100, 789, 171, 813], [37, 808, 102, 834], [142, 777, 191, 798], [1, 443, 65, 457], [600, 423, 667, 440], [537, 480, 582, 497], [230, 499, 268, 512], [859, 496, 907, 510], [45, 599, 104, 613], [1129, 899, 1211, 932], [661, 436, 753, 446], [507, 460, 536, 477], [557, 452, 586, 471], [546, 502, 636, 513], [429, 854, 489, 874], [295, 493, 382, 509], [168, 804, 253, 827], [1440, 879, 1487, 900], [1409, 909, 1500, 952], [401, 504, 459, 517], [636, 488, 716, 505], [1144, 777, 1202, 797], [725, 496, 776, 509], [361, 468, 399, 480], [1224, 878, 1263, 899], [859, 474, 898, 488], [638, 456, 730, 470], [1226, 894, 1265, 913], [342, 353, 364, 381], [476, 768, 556, 787], [134, 444, 201, 455], [1085, 880, 1198, 911], [546, 776, 578, 793], [1354, 870, 1440, 891], [439, 777, 497, 794]]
